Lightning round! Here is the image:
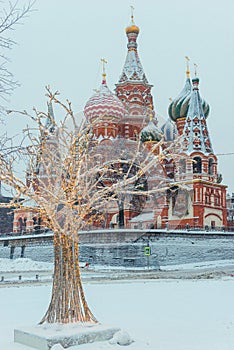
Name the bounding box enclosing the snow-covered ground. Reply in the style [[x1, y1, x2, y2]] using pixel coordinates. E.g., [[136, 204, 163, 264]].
[[0, 258, 234, 349], [2, 257, 234, 274], [1, 257, 234, 284], [0, 258, 53, 272]]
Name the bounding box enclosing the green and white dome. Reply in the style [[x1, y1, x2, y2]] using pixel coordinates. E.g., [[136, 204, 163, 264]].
[[168, 76, 209, 122], [140, 120, 162, 143]]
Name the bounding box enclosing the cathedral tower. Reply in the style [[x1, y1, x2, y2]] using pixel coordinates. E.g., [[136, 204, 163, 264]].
[[167, 72, 227, 229], [115, 11, 155, 140]]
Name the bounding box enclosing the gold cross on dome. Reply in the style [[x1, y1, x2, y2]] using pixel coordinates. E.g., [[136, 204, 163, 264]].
[[185, 56, 190, 78], [130, 5, 135, 23], [101, 58, 107, 79], [194, 63, 198, 77]]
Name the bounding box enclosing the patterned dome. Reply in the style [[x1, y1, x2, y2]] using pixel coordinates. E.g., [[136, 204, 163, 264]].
[[84, 82, 126, 122], [161, 118, 178, 142], [168, 77, 210, 122], [140, 120, 162, 143]]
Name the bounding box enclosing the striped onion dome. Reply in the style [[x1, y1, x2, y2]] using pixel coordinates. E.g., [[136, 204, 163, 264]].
[[168, 77, 210, 122], [84, 80, 126, 122], [140, 120, 162, 143]]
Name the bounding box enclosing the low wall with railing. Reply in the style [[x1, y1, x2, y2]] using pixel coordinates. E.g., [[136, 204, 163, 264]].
[[0, 229, 234, 269]]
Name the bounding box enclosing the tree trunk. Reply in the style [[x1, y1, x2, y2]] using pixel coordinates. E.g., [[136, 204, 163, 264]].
[[39, 230, 97, 324]]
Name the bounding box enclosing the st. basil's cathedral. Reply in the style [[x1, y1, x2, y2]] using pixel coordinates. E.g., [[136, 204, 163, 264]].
[[12, 13, 228, 234]]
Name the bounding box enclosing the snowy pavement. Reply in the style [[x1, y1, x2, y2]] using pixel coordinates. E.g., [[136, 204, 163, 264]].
[[1, 258, 234, 285], [0, 258, 234, 349], [0, 278, 234, 350]]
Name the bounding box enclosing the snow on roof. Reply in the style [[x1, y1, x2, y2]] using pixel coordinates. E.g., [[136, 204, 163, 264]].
[[129, 212, 154, 223]]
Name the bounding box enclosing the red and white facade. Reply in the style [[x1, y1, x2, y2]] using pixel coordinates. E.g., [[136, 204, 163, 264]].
[[165, 77, 227, 229], [83, 16, 227, 230], [13, 15, 228, 233]]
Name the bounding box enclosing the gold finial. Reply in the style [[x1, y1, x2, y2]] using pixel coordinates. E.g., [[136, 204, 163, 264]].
[[101, 58, 107, 82], [194, 63, 198, 77], [169, 97, 173, 103], [130, 5, 135, 23], [185, 56, 190, 78]]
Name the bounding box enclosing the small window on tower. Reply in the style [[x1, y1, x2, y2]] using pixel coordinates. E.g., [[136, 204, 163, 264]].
[[208, 158, 214, 175], [193, 157, 202, 173]]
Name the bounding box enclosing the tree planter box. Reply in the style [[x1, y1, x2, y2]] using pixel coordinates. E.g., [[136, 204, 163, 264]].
[[14, 323, 120, 350]]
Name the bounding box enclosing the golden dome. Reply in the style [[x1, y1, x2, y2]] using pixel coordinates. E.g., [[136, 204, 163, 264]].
[[125, 24, 140, 34]]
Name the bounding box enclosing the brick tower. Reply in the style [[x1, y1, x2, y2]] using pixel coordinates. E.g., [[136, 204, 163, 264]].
[[115, 11, 155, 140], [167, 69, 227, 229]]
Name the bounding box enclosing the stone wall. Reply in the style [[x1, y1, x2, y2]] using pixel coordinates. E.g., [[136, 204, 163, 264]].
[[1, 233, 234, 269]]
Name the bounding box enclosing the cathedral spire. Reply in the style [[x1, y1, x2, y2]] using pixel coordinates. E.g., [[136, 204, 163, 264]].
[[115, 11, 154, 134], [181, 77, 213, 155], [117, 11, 148, 84]]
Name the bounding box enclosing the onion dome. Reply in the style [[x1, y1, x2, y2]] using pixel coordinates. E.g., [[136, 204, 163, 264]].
[[125, 14, 139, 35], [84, 73, 126, 123], [125, 24, 139, 34], [140, 119, 162, 143], [168, 65, 210, 122], [125, 8, 140, 35], [161, 118, 178, 142], [168, 77, 192, 122]]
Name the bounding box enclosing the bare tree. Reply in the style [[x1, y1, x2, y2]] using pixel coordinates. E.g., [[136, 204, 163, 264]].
[[0, 0, 35, 112], [0, 88, 181, 324]]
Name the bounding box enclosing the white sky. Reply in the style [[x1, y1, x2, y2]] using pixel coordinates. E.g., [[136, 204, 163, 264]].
[[3, 0, 234, 191]]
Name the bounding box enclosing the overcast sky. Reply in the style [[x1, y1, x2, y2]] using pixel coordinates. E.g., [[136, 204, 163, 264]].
[[3, 0, 234, 192]]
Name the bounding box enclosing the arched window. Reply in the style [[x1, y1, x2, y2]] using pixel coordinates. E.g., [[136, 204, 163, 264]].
[[208, 158, 214, 175], [193, 157, 202, 173]]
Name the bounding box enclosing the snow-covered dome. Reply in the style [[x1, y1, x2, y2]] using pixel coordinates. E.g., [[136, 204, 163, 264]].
[[161, 118, 178, 142], [140, 120, 162, 143], [168, 77, 209, 122], [84, 80, 126, 123]]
